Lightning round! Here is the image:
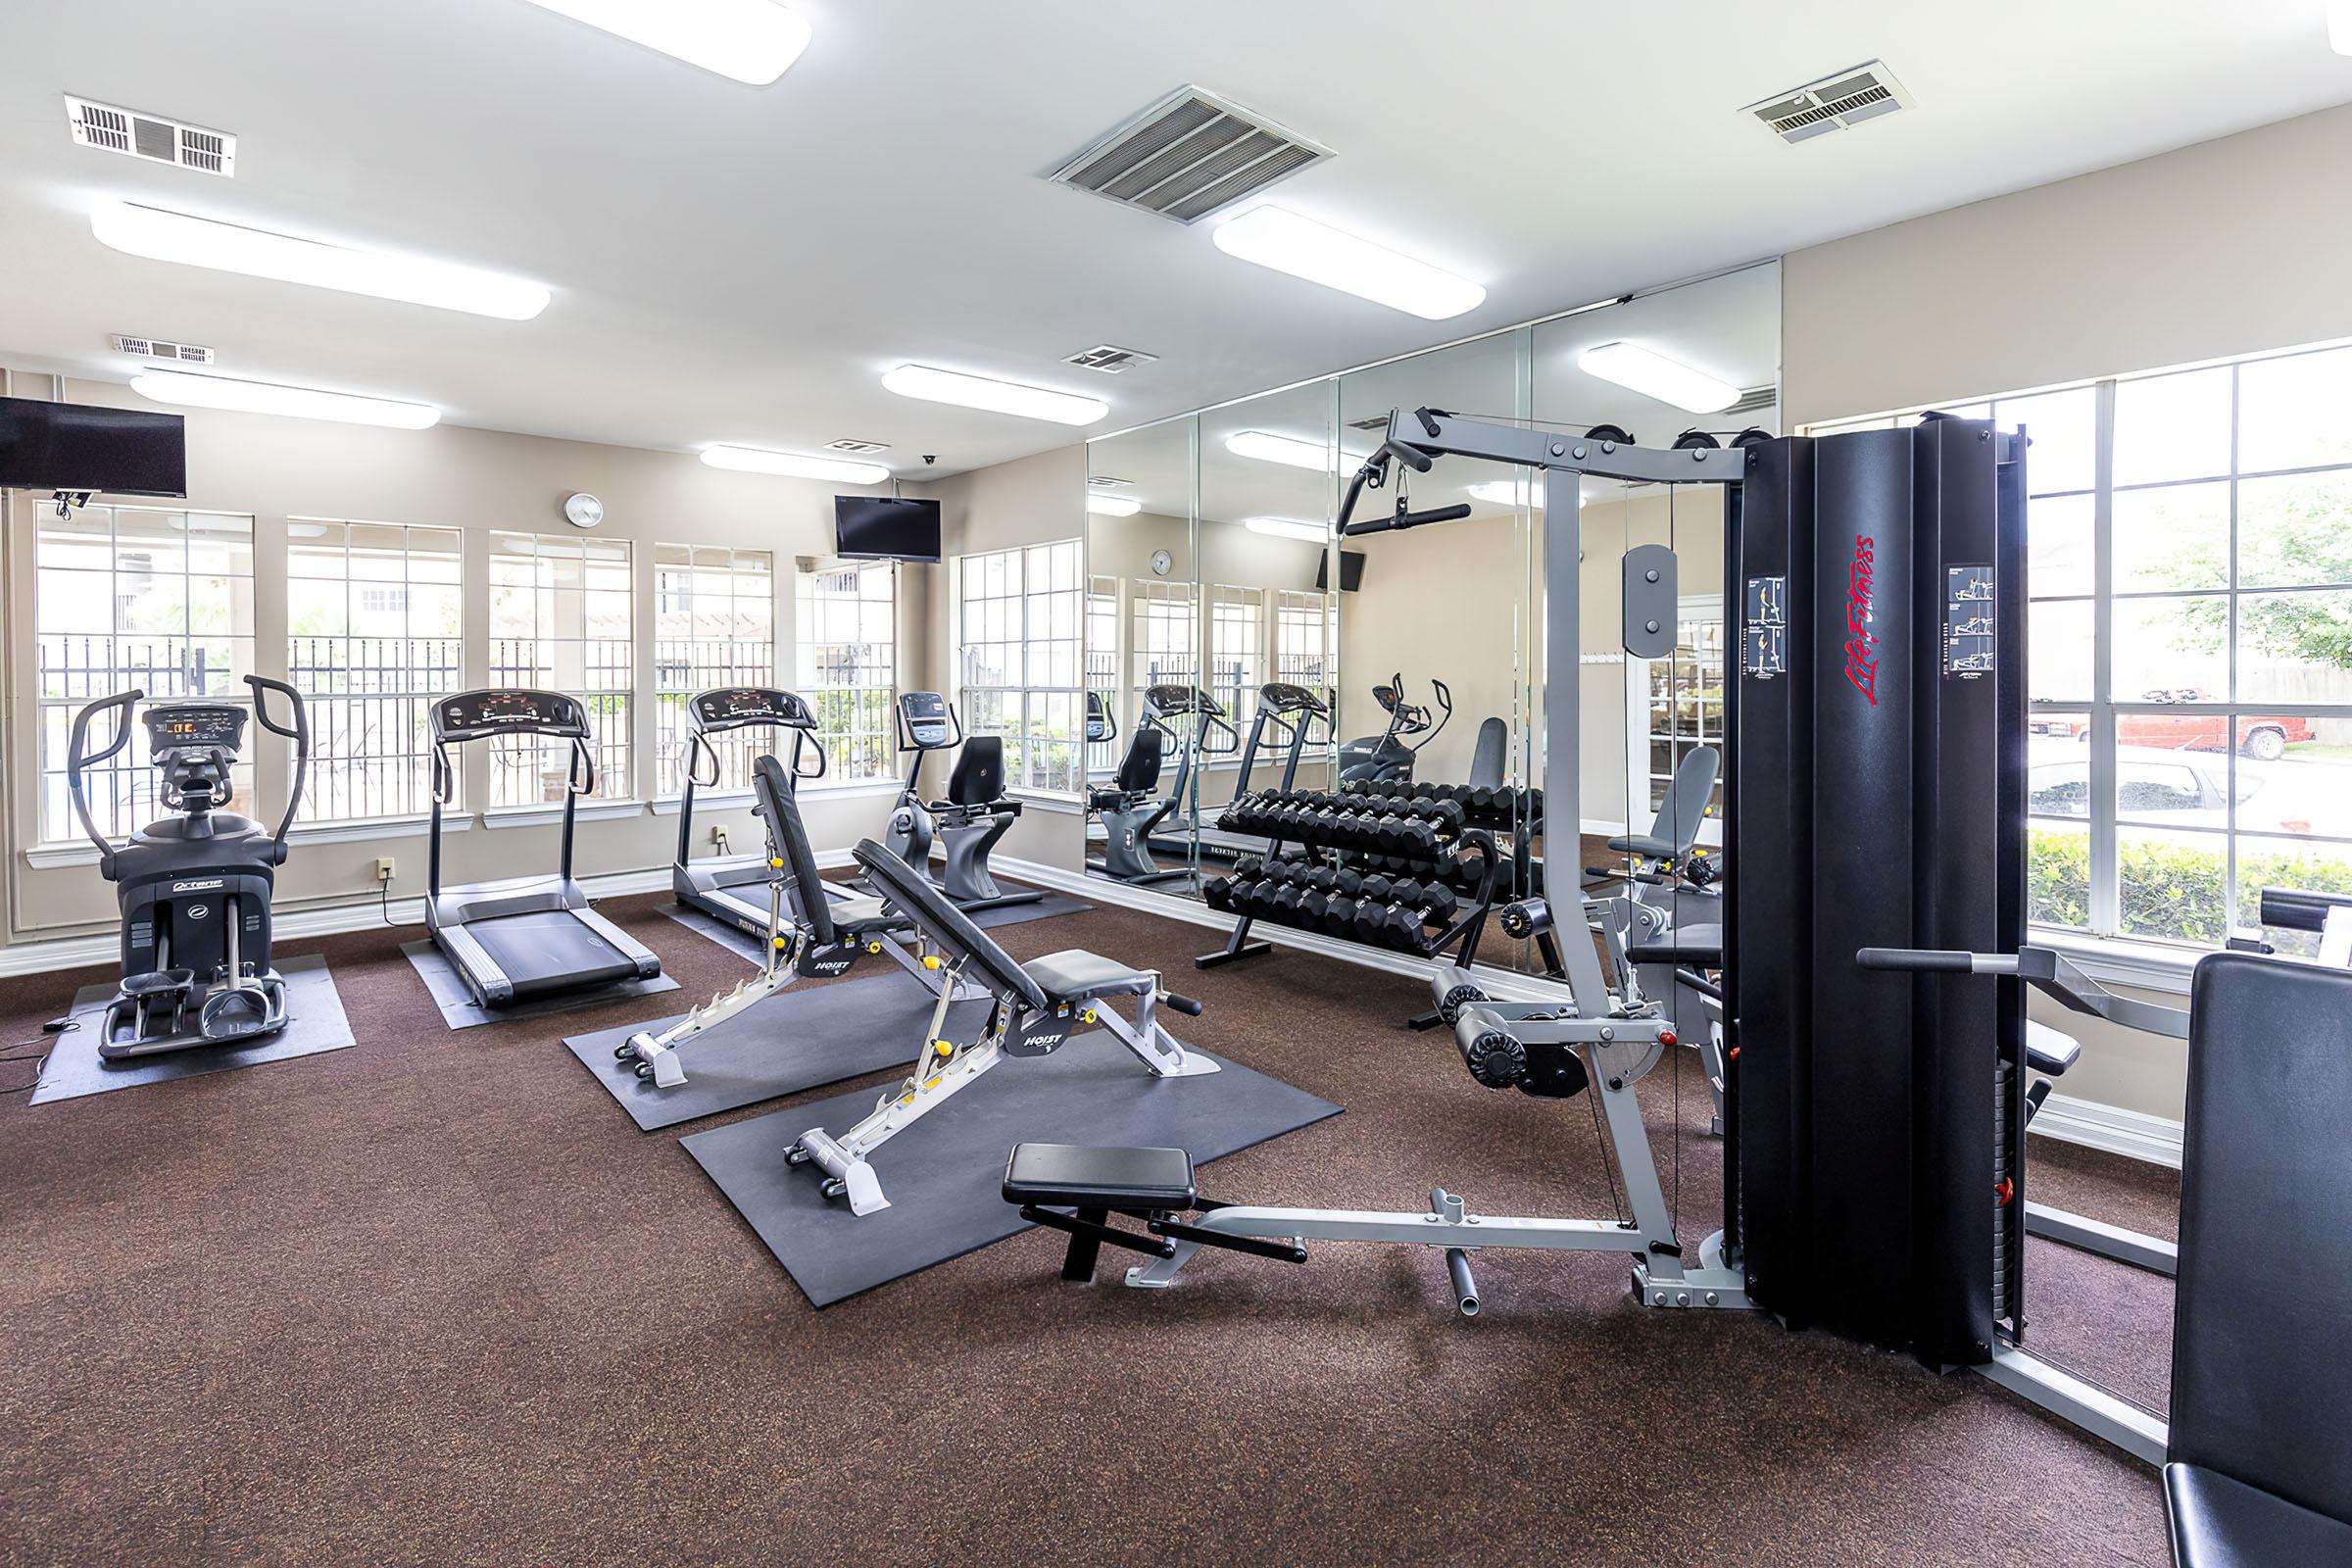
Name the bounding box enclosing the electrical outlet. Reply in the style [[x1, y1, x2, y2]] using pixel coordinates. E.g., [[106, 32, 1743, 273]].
[[375, 858, 396, 883], [712, 825, 730, 853]]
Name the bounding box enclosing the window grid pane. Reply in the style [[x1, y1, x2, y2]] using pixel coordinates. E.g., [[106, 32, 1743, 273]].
[[36, 506, 258, 842], [795, 560, 897, 784], [488, 533, 634, 804], [652, 544, 777, 793]]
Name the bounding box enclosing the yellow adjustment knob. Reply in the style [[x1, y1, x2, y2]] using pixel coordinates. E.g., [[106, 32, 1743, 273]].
[[772, 937, 789, 951], [769, 858, 784, 870], [866, 941, 883, 954], [1081, 1008, 1098, 1024], [922, 955, 943, 970], [932, 1039, 954, 1057]]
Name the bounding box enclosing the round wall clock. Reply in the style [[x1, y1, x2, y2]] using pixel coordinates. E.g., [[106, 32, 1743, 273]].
[[564, 492, 605, 529]]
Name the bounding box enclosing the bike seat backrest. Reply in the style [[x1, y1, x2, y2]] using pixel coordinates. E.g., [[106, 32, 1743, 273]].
[[1116, 726, 1165, 794], [1467, 716, 1507, 792], [754, 755, 834, 949], [947, 735, 1008, 808], [2169, 953, 2352, 1524], [852, 839, 1049, 1013]]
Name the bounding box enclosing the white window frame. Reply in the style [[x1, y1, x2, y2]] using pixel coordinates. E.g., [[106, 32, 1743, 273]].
[[1085, 573, 1120, 779], [654, 543, 777, 797], [487, 531, 636, 807], [285, 519, 465, 824], [1274, 586, 1338, 759], [794, 559, 898, 786], [1807, 339, 2352, 969], [33, 505, 259, 845], [1207, 583, 1265, 730], [955, 539, 1088, 796]]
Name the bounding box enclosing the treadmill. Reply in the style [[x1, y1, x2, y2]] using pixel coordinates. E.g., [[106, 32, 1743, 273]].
[[425, 689, 662, 1007], [672, 685, 846, 937]]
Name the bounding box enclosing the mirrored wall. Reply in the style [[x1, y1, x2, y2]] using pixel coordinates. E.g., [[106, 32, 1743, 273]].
[[1078, 261, 1781, 978]]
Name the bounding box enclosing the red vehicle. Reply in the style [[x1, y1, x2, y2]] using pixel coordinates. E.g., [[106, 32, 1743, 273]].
[[2030, 694, 2313, 761]]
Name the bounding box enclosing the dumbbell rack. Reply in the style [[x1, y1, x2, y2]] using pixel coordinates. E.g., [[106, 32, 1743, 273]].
[[1342, 776, 1564, 976], [1196, 788, 1501, 1031]]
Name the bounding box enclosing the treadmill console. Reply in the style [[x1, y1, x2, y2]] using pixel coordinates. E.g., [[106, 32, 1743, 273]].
[[1144, 684, 1224, 717], [144, 703, 249, 756], [899, 691, 955, 750], [1257, 682, 1329, 714], [432, 689, 589, 743], [689, 687, 814, 732]]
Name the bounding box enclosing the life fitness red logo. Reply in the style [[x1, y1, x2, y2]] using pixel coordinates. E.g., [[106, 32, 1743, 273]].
[[1843, 535, 1879, 707]]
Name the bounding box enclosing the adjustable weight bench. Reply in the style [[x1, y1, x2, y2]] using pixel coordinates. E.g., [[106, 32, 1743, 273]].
[[787, 840, 1218, 1216], [619, 757, 977, 1089]]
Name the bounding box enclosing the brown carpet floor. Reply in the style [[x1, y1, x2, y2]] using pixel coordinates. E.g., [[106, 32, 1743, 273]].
[[1, 887, 2171, 1566]]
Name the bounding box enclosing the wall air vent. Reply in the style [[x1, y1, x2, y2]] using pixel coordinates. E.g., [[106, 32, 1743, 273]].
[[66, 96, 236, 175], [1063, 345, 1158, 374], [111, 333, 215, 365], [1049, 85, 1329, 224], [824, 437, 890, 454], [1086, 474, 1134, 490], [1742, 62, 1911, 145]]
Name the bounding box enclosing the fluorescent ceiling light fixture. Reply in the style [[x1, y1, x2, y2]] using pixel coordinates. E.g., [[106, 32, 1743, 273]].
[[701, 445, 887, 484], [1576, 341, 1740, 415], [1085, 493, 1142, 517], [91, 202, 550, 320], [1243, 515, 1330, 543], [131, 369, 440, 429], [881, 365, 1106, 426], [1212, 205, 1486, 320], [1225, 429, 1343, 470], [2332, 0, 2352, 54], [516, 0, 811, 85]]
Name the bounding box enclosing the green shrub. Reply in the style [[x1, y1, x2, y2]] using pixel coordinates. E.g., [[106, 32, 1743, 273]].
[[2029, 826, 2352, 951]]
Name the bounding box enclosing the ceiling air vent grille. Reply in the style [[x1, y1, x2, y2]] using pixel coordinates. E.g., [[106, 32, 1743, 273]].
[[1727, 384, 1778, 416], [67, 95, 236, 175], [825, 438, 890, 454], [111, 334, 215, 365], [1063, 344, 1158, 374], [1087, 474, 1134, 490], [1050, 86, 1328, 224], [1743, 62, 1911, 145]]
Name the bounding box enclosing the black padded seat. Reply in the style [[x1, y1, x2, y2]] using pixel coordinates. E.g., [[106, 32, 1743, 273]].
[[1023, 950, 1158, 1004], [2166, 1463, 2352, 1568], [1004, 1142, 1196, 1211], [1607, 831, 1679, 858], [817, 890, 914, 941], [1628, 922, 1723, 970], [943, 734, 1009, 809], [2025, 1018, 2082, 1077]]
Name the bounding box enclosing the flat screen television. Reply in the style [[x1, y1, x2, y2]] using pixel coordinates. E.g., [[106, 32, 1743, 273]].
[[0, 397, 186, 498], [834, 496, 941, 562], [1316, 549, 1366, 593]]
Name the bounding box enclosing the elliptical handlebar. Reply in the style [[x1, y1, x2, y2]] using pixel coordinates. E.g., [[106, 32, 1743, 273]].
[[245, 674, 310, 858], [67, 688, 142, 874]]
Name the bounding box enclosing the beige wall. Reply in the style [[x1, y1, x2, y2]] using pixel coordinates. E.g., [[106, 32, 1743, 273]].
[[0, 368, 913, 946], [1784, 101, 2352, 426]]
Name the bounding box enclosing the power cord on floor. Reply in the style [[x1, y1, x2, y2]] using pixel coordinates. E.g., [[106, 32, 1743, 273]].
[[0, 1018, 74, 1096]]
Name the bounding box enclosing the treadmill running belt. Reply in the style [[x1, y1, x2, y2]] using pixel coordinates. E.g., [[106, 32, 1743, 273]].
[[462, 908, 644, 999]]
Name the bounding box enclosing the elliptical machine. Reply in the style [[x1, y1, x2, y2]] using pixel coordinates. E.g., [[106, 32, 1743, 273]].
[[67, 676, 311, 1061], [878, 691, 1044, 912], [1338, 671, 1450, 787]]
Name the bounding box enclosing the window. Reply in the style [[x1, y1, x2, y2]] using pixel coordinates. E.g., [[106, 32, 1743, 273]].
[[653, 544, 775, 794], [35, 506, 257, 843], [795, 561, 897, 783], [1634, 602, 1727, 836], [956, 540, 1086, 793], [1085, 574, 1118, 777], [286, 521, 464, 822], [1816, 340, 2352, 954], [1207, 584, 1265, 723], [488, 533, 634, 805], [1129, 578, 1198, 722], [1274, 587, 1336, 751]]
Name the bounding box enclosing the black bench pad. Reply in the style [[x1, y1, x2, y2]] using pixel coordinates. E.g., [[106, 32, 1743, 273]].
[[1004, 1142, 1196, 1210], [2167, 1463, 2352, 1568], [2026, 1018, 2082, 1076], [1628, 922, 1723, 970]]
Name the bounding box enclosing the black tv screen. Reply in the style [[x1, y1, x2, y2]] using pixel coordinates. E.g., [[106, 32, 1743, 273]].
[[1315, 549, 1366, 593], [0, 397, 186, 498], [835, 496, 941, 563]]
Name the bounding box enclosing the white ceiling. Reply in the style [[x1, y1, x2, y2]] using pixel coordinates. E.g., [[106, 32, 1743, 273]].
[[2, 0, 2347, 479]]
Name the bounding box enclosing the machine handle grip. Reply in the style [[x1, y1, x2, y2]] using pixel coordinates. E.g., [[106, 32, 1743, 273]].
[[1342, 502, 1472, 537], [66, 688, 142, 869], [1857, 947, 1979, 973], [245, 675, 311, 854], [2258, 885, 2352, 933], [1379, 437, 1434, 473], [1161, 992, 1204, 1017], [686, 731, 723, 790], [793, 728, 830, 782], [569, 735, 598, 797]]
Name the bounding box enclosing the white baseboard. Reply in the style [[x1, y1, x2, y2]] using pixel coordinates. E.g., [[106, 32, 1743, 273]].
[[2030, 1092, 2184, 1170]]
